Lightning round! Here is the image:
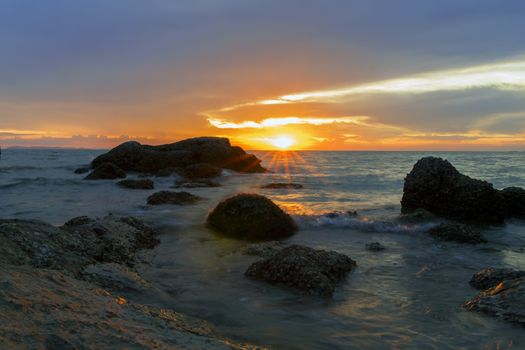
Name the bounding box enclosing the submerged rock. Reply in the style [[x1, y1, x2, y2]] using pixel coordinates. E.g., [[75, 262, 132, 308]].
[[147, 191, 203, 205], [174, 179, 220, 188], [91, 137, 266, 174], [428, 223, 486, 244], [241, 241, 288, 258], [260, 183, 304, 189], [74, 167, 90, 174], [365, 242, 386, 251], [245, 245, 356, 297], [85, 162, 126, 180], [401, 157, 505, 223], [465, 268, 525, 326], [183, 163, 222, 179], [207, 194, 297, 241], [117, 179, 154, 190], [500, 186, 525, 218]]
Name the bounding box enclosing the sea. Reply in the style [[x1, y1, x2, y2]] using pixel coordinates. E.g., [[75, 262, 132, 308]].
[[1, 148, 524, 349]]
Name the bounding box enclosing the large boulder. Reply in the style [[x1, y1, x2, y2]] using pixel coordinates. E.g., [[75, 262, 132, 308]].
[[207, 194, 298, 241], [465, 268, 525, 326], [90, 137, 266, 174], [147, 191, 202, 205], [183, 163, 222, 179], [85, 162, 126, 180], [245, 245, 356, 297], [401, 157, 505, 223], [500, 187, 525, 218]]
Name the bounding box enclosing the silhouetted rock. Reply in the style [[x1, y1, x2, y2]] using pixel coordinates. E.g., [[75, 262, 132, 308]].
[[245, 245, 356, 297], [428, 223, 486, 244], [84, 162, 126, 180], [183, 163, 222, 179], [260, 183, 304, 189], [155, 167, 181, 177], [117, 179, 154, 190], [401, 157, 505, 223], [207, 194, 297, 241], [74, 167, 90, 174], [366, 242, 386, 251], [91, 137, 265, 174], [501, 186, 525, 218], [174, 179, 220, 188], [147, 191, 202, 205], [465, 268, 525, 326]]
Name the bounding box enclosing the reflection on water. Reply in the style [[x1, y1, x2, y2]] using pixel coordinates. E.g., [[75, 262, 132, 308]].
[[0, 149, 524, 349]]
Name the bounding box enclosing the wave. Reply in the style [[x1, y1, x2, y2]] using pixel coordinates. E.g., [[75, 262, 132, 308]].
[[294, 212, 438, 234], [0, 177, 83, 189], [0, 166, 44, 173]]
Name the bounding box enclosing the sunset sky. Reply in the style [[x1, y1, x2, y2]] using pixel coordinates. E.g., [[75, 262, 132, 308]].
[[1, 0, 525, 150]]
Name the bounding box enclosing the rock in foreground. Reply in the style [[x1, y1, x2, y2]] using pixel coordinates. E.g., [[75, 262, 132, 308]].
[[245, 245, 356, 297], [117, 179, 155, 189], [91, 137, 266, 174], [501, 187, 525, 219], [428, 223, 486, 244], [207, 194, 297, 241], [465, 268, 525, 326], [401, 157, 505, 223], [85, 162, 126, 180], [147, 191, 203, 205]]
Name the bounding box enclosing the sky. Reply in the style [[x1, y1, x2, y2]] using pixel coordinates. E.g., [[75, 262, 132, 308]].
[[1, 0, 525, 150]]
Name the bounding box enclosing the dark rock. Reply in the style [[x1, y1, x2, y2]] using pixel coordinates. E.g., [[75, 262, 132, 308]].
[[74, 167, 90, 174], [241, 241, 288, 257], [155, 167, 181, 177], [62, 216, 94, 227], [81, 263, 151, 292], [245, 245, 356, 297], [428, 223, 487, 244], [147, 191, 202, 205], [117, 179, 154, 190], [207, 194, 297, 241], [323, 211, 358, 219], [84, 162, 126, 180], [365, 242, 386, 251], [501, 186, 525, 218], [401, 157, 505, 223], [469, 268, 525, 290], [465, 269, 525, 326], [183, 163, 222, 179], [174, 179, 220, 188], [398, 208, 436, 223], [260, 183, 304, 189], [91, 137, 266, 174]]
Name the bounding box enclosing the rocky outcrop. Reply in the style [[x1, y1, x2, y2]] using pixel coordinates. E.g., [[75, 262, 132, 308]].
[[260, 183, 304, 189], [428, 223, 486, 244], [183, 163, 222, 179], [501, 187, 525, 218], [147, 191, 203, 205], [74, 167, 90, 174], [81, 263, 152, 293], [207, 194, 298, 241], [465, 268, 525, 326], [117, 179, 155, 189], [401, 157, 505, 223], [85, 162, 126, 180], [365, 242, 386, 251], [245, 245, 356, 297], [90, 137, 266, 175]]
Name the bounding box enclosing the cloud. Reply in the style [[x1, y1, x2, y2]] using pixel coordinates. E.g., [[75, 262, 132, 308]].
[[207, 116, 370, 129]]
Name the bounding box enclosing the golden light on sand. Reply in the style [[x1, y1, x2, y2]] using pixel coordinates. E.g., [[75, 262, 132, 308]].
[[269, 135, 296, 150]]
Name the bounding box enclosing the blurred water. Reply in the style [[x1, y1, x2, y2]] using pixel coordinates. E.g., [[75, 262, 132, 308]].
[[1, 148, 524, 349]]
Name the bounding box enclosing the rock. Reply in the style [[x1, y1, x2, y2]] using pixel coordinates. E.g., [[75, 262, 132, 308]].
[[398, 208, 436, 223], [469, 268, 525, 290], [155, 167, 181, 177], [0, 216, 159, 275], [323, 211, 358, 219], [174, 179, 220, 188], [465, 268, 525, 326], [147, 191, 202, 205], [241, 241, 288, 257], [500, 186, 525, 218], [183, 163, 222, 179], [81, 263, 151, 292], [91, 137, 266, 174], [427, 223, 487, 244], [84, 162, 126, 180], [401, 157, 505, 223], [117, 179, 154, 190], [207, 194, 298, 241], [74, 167, 90, 174], [245, 245, 356, 297], [365, 242, 386, 251], [260, 183, 304, 189]]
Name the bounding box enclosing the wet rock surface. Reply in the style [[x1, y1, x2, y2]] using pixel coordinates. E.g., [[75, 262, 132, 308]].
[[81, 263, 152, 292], [245, 245, 356, 297], [207, 194, 298, 241], [428, 223, 486, 244], [147, 191, 203, 205], [91, 137, 265, 174], [365, 242, 386, 251], [401, 157, 505, 223], [241, 241, 288, 258], [260, 183, 304, 189], [117, 179, 155, 189], [465, 268, 525, 326], [85, 162, 127, 180], [74, 167, 90, 174], [174, 179, 220, 188], [183, 163, 222, 179]]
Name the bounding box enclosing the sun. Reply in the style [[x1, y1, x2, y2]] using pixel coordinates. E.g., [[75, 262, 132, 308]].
[[269, 135, 296, 150]]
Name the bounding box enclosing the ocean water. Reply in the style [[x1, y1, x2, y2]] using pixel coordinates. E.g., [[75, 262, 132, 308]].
[[1, 148, 525, 349]]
